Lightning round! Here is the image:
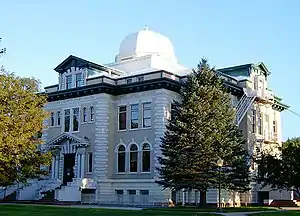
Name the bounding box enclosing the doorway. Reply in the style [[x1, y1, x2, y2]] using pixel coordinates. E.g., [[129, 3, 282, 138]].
[[63, 153, 75, 185], [257, 191, 269, 205]]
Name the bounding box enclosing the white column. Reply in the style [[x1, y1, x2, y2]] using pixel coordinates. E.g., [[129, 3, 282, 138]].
[[55, 156, 59, 179], [77, 154, 81, 178], [51, 156, 55, 179], [81, 153, 85, 178]]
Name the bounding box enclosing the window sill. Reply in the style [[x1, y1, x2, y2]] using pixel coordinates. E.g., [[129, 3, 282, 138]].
[[117, 129, 127, 132], [116, 172, 126, 175], [129, 128, 139, 131], [88, 121, 95, 124], [141, 127, 152, 130], [71, 131, 80, 134], [86, 172, 92, 174], [81, 122, 88, 125], [140, 172, 151, 174], [128, 172, 138, 174]]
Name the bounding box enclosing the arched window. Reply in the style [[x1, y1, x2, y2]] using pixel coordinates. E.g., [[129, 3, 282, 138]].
[[142, 143, 151, 172], [129, 144, 138, 172], [50, 112, 54, 126], [117, 145, 126, 173]]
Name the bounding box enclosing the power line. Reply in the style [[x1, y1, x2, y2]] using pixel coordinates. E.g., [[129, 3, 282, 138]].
[[287, 109, 300, 118]]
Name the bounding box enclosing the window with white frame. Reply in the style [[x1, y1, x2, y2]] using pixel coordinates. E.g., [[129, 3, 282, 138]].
[[129, 144, 138, 172], [88, 152, 93, 173], [65, 75, 72, 89], [118, 106, 127, 130], [130, 104, 139, 129], [57, 111, 61, 126], [72, 108, 79, 131], [117, 145, 126, 173], [64, 108, 80, 132], [82, 107, 87, 122], [90, 106, 94, 121], [142, 102, 151, 128], [64, 109, 71, 132], [251, 109, 256, 133], [257, 109, 262, 135], [75, 73, 84, 87], [142, 143, 151, 172], [50, 112, 54, 126]]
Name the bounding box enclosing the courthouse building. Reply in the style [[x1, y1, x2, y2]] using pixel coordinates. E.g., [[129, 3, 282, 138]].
[[1, 27, 290, 206]]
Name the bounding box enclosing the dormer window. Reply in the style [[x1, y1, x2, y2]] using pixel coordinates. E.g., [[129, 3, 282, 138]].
[[66, 75, 72, 89], [75, 73, 84, 87], [126, 78, 132, 84], [138, 76, 144, 82]]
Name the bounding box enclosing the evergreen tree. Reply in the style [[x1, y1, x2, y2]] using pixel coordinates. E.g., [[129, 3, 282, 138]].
[[0, 67, 51, 187], [157, 59, 251, 205]]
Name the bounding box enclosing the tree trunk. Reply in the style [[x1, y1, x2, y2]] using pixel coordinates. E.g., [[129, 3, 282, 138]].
[[199, 190, 207, 206]]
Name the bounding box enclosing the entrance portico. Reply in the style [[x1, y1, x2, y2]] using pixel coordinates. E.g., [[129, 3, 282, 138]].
[[47, 133, 89, 184]]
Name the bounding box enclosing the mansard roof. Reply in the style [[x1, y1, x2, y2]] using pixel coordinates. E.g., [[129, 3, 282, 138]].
[[218, 62, 271, 77], [54, 55, 124, 76]]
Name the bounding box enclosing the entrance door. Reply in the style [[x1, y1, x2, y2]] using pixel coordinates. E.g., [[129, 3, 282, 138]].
[[257, 191, 269, 205], [63, 153, 75, 185]]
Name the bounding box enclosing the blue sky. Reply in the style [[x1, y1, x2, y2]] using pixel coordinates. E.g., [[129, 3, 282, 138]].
[[0, 0, 299, 140]]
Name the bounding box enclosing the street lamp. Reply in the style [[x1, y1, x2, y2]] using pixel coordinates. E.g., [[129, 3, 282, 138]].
[[217, 157, 224, 212]]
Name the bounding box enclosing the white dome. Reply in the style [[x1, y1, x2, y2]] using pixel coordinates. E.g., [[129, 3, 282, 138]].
[[116, 27, 177, 62]]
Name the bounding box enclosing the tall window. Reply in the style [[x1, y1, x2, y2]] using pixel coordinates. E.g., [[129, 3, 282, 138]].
[[118, 106, 127, 130], [171, 103, 177, 121], [83, 107, 87, 122], [65, 75, 72, 89], [72, 108, 79, 131], [50, 112, 54, 126], [142, 102, 151, 128], [90, 106, 94, 121], [251, 109, 256, 133], [117, 145, 126, 173], [88, 153, 93, 173], [257, 110, 262, 135], [142, 143, 151, 172], [64, 109, 70, 132], [57, 111, 61, 126], [75, 73, 84, 87], [273, 113, 277, 138], [129, 144, 138, 172], [130, 104, 139, 129]]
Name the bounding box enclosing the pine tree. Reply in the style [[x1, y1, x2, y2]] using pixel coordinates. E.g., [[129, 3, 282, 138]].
[[0, 67, 51, 187], [157, 59, 251, 205]]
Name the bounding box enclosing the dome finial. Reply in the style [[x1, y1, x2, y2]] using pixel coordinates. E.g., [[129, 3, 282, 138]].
[[144, 24, 148, 31]]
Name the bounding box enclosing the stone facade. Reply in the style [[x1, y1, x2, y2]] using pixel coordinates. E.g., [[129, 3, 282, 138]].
[[28, 28, 291, 206]]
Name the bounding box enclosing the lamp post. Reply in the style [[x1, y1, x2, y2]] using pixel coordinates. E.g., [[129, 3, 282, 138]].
[[217, 158, 224, 212]]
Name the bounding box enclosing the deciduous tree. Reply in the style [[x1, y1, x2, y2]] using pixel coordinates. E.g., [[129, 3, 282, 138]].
[[0, 67, 50, 188]]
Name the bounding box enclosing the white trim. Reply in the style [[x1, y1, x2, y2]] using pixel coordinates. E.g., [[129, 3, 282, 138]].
[[117, 105, 127, 131], [142, 102, 152, 128], [129, 103, 139, 130], [87, 152, 93, 173], [61, 106, 80, 133], [129, 141, 139, 173], [115, 139, 126, 152], [116, 144, 126, 173]]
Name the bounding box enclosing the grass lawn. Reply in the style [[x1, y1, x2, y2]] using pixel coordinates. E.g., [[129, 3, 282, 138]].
[[145, 206, 278, 213], [0, 204, 219, 216], [250, 211, 300, 216]]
